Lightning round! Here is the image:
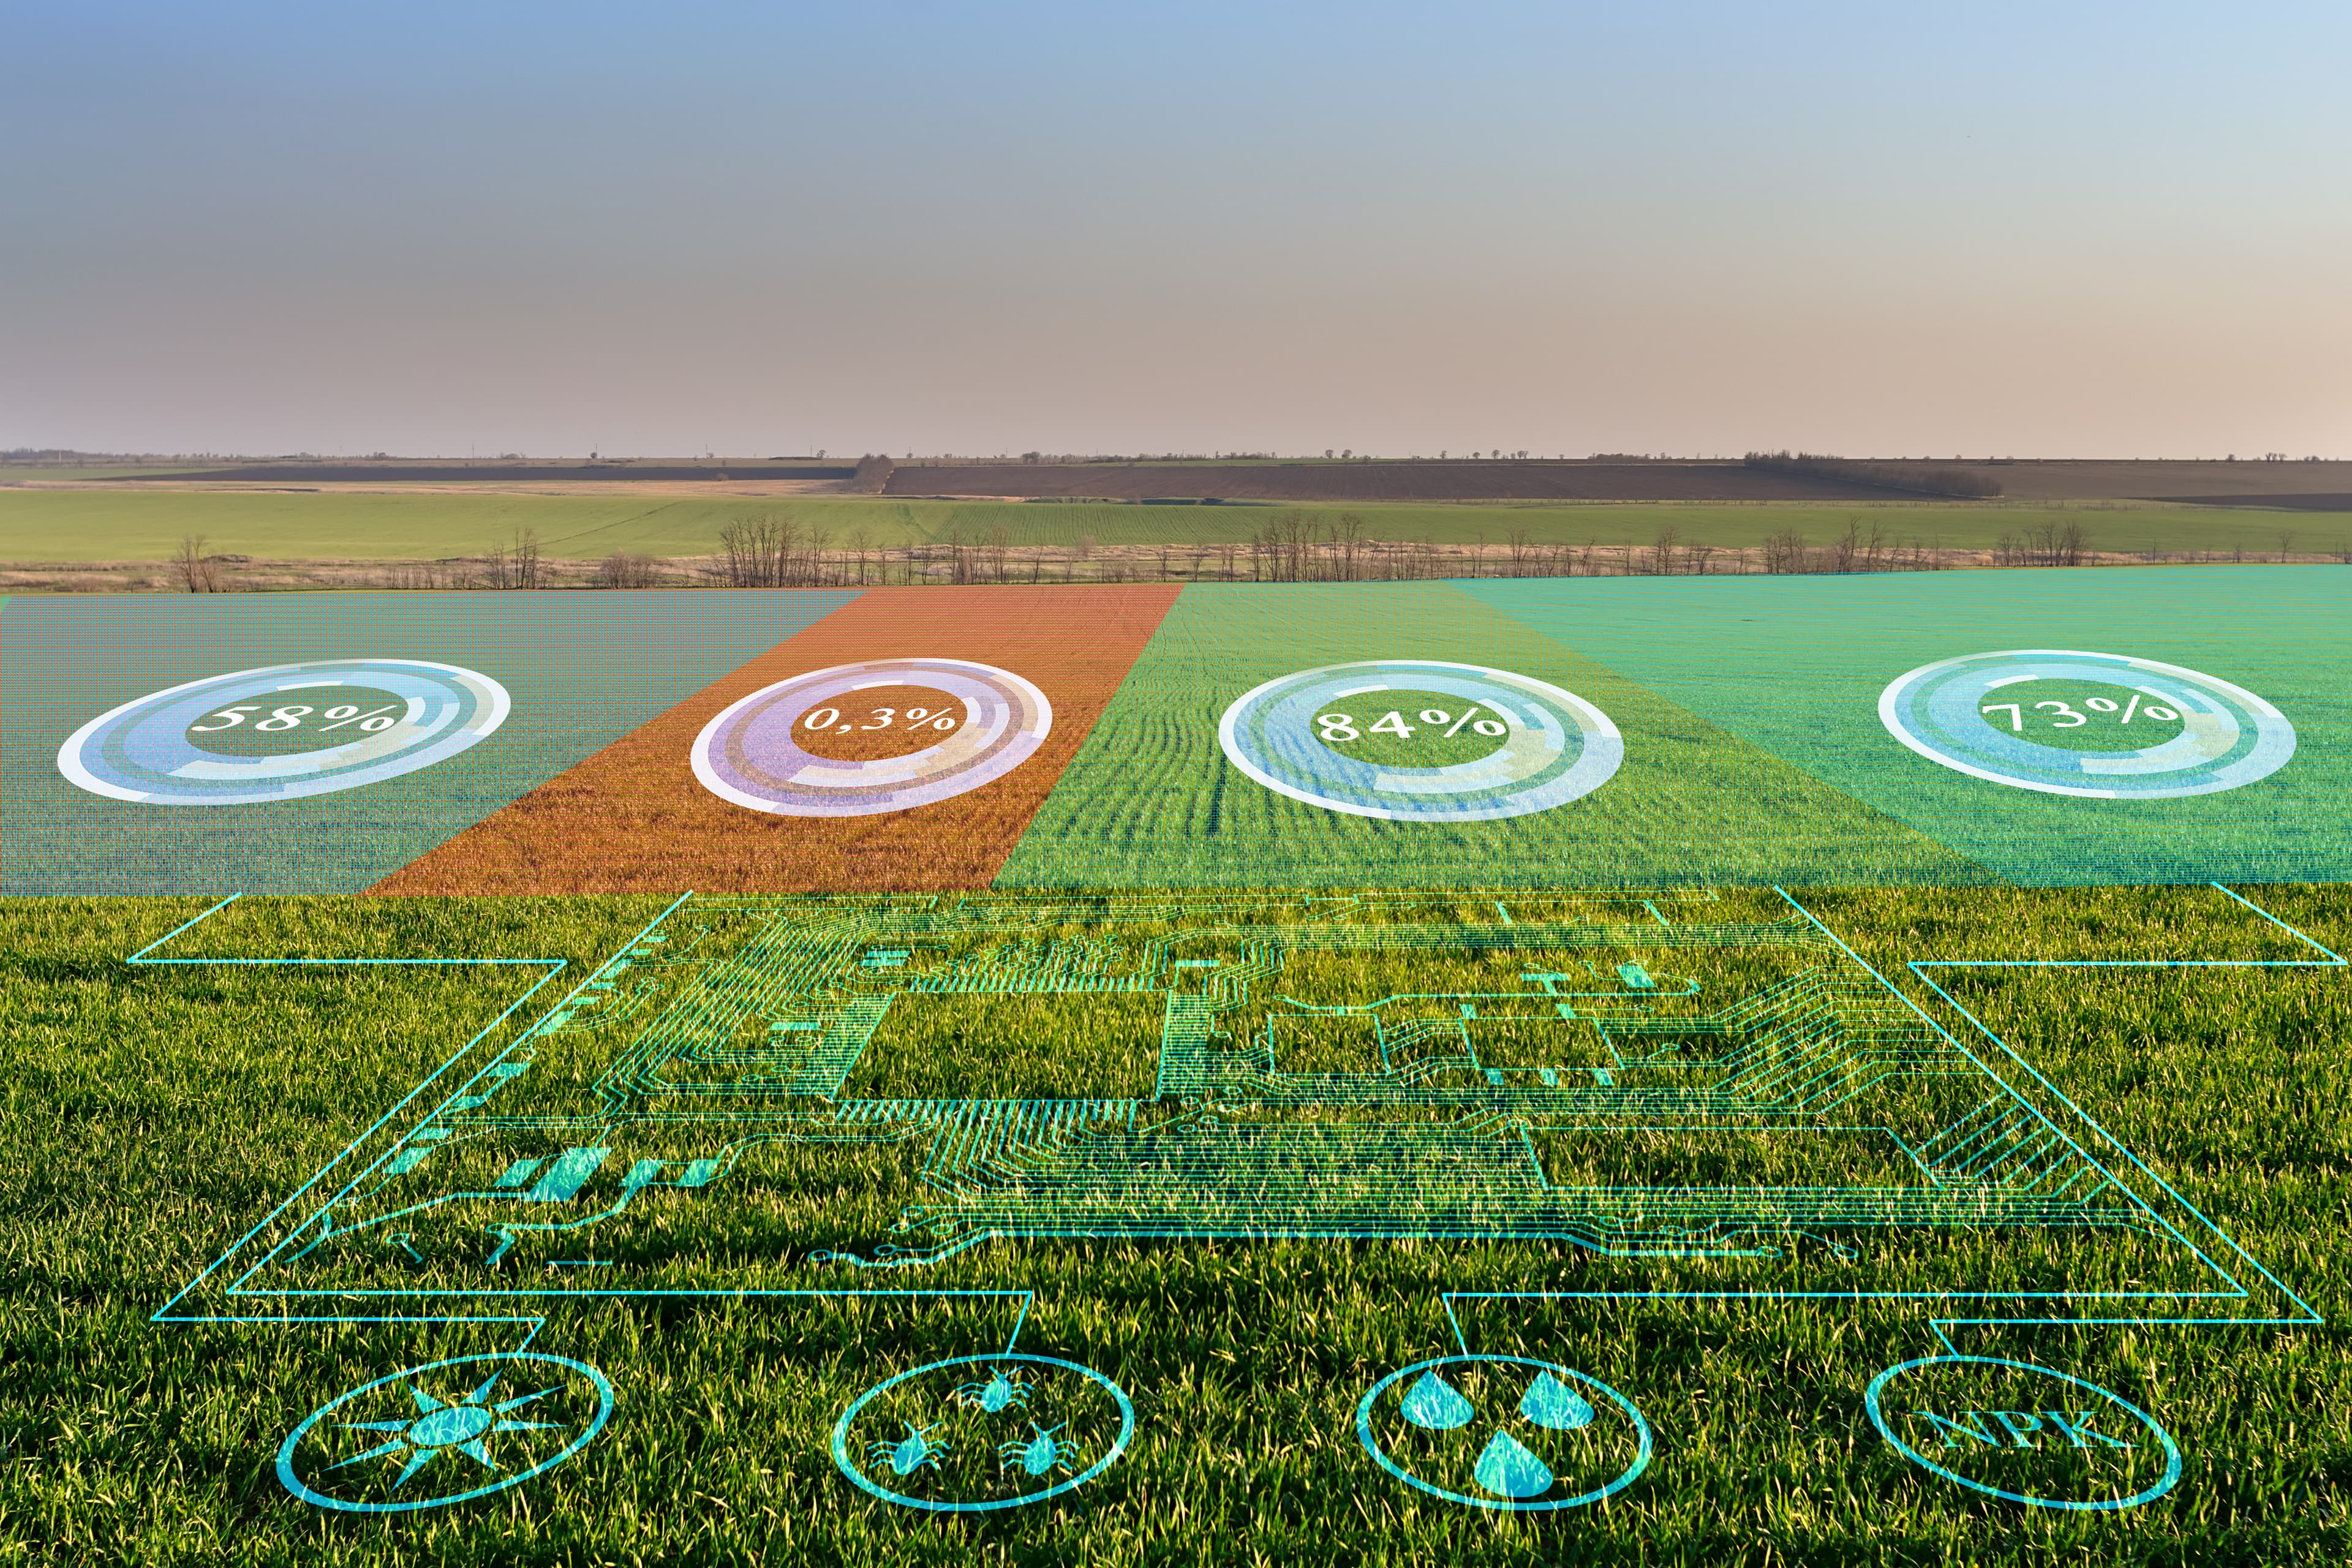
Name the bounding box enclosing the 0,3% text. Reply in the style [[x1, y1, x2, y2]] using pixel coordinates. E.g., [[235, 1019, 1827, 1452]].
[[801, 705, 959, 736]]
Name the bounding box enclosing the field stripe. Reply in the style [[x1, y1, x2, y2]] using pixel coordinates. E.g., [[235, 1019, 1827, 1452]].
[[370, 584, 1180, 894], [990, 580, 1994, 888]]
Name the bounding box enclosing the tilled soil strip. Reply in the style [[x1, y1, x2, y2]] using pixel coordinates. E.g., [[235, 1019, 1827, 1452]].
[[369, 584, 1181, 894]]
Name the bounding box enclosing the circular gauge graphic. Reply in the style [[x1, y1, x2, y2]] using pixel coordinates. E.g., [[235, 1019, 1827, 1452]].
[[1217, 660, 1621, 822], [58, 659, 510, 805], [832, 1352, 1135, 1512], [1865, 1356, 2180, 1511], [1878, 649, 2293, 799], [277, 1352, 612, 1513], [691, 658, 1052, 818], [1357, 1355, 1651, 1511]]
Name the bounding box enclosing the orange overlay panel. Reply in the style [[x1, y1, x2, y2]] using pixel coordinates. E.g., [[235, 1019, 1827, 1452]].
[[370, 584, 1180, 894]]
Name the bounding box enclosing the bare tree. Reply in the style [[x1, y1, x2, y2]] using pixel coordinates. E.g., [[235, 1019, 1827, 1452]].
[[720, 514, 799, 586], [175, 533, 224, 592], [1333, 513, 1365, 581], [1762, 527, 1809, 574], [1649, 526, 1679, 576], [598, 551, 658, 589], [1831, 519, 1861, 573], [1506, 527, 1532, 578]]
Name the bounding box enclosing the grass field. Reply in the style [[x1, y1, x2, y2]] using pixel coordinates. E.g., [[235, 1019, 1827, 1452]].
[[2, 488, 2345, 564], [2, 883, 2345, 1565]]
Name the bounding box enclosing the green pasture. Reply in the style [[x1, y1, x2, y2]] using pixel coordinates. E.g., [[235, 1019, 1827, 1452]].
[[0, 466, 229, 483], [1, 884, 2345, 1564], [1, 488, 2343, 563]]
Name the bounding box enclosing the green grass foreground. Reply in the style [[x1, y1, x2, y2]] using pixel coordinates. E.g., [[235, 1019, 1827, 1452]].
[[1, 488, 2343, 564], [1, 886, 2347, 1565]]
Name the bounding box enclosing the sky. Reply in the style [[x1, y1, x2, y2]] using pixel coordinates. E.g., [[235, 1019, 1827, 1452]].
[[3, 0, 2346, 459]]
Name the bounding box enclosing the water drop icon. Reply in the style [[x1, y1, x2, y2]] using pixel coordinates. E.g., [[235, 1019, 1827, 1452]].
[[1519, 1371, 1594, 1430], [1472, 1430, 1555, 1499], [1398, 1371, 1475, 1430]]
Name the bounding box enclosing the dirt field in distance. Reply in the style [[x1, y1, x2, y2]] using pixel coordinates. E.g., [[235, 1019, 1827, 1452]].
[[87, 461, 858, 484], [884, 460, 1893, 503], [1926, 459, 2352, 502], [888, 457, 2352, 505]]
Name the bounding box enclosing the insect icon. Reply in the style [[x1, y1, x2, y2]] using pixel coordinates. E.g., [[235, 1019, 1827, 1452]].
[[869, 1420, 951, 1476], [952, 1366, 1034, 1414], [999, 1422, 1082, 1478]]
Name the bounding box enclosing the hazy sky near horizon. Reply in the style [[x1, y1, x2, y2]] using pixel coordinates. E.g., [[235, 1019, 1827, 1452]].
[[4, 1, 2346, 459]]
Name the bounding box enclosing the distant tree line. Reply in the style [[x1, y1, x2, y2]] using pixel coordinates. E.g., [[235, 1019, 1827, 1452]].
[[1744, 451, 2002, 499], [164, 508, 2348, 596]]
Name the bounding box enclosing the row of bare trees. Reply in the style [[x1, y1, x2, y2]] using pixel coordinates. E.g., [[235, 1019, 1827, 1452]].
[[182, 509, 2348, 595], [717, 514, 886, 587], [1991, 520, 2089, 568]]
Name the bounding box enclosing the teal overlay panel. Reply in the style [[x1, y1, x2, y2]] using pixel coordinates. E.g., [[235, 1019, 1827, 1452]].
[[1459, 567, 2349, 885], [1, 591, 859, 894]]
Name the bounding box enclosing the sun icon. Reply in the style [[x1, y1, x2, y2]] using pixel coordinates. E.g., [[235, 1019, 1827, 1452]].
[[329, 1369, 567, 1490], [279, 1352, 616, 1513]]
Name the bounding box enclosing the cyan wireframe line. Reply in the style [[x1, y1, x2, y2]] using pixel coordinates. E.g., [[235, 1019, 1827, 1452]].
[[1852, 886, 2326, 1338], [143, 891, 690, 1324], [149, 884, 2320, 1363], [1430, 885, 2330, 1359], [1770, 886, 2260, 1303], [138, 892, 1043, 1356], [126, 894, 243, 963], [1898, 883, 2335, 1340], [2211, 882, 2346, 962]]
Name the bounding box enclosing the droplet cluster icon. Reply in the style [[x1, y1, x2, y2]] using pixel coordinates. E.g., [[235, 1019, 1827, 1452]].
[[1358, 1355, 1650, 1511]]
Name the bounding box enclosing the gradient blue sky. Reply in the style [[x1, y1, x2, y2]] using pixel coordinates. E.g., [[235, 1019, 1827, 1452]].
[[4, 1, 2345, 458]]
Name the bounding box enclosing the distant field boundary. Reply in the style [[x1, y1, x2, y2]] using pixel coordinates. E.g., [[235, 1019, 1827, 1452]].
[[884, 459, 1890, 503], [6, 540, 2344, 595], [85, 462, 860, 484]]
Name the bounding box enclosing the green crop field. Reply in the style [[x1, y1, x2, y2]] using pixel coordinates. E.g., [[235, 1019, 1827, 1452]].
[[2, 488, 2344, 564], [3, 884, 2345, 1566], [4, 571, 2343, 1561]]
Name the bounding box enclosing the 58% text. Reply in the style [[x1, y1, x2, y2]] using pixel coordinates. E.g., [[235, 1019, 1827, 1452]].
[[192, 702, 399, 734]]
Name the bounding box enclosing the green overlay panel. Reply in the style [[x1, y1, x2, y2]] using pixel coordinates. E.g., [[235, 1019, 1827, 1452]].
[[1460, 566, 2348, 885], [994, 582, 1986, 888], [1, 591, 859, 894]]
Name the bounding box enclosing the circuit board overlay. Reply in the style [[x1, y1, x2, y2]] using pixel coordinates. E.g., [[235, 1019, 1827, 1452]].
[[120, 879, 2338, 1520], [163, 886, 2313, 1332]]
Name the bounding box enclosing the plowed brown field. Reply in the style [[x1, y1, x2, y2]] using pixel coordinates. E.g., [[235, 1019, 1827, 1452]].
[[884, 460, 1888, 502], [369, 584, 1180, 894]]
